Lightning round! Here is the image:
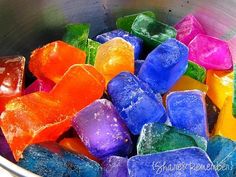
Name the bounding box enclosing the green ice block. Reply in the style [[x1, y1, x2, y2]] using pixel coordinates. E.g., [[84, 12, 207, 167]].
[[184, 61, 207, 83], [131, 14, 176, 49], [116, 11, 156, 33], [85, 39, 100, 65], [63, 23, 90, 51], [137, 122, 207, 155]]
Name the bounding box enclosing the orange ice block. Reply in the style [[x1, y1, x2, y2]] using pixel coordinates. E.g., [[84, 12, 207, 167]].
[[94, 37, 134, 84], [50, 64, 105, 113], [213, 96, 236, 141], [59, 138, 99, 162], [0, 92, 71, 161], [0, 56, 25, 112], [169, 76, 208, 93], [206, 70, 233, 109], [29, 41, 86, 83]]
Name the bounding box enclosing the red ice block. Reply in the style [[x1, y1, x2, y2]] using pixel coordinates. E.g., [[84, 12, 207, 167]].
[[0, 56, 25, 112], [50, 64, 105, 113], [29, 41, 86, 83], [0, 92, 72, 161]]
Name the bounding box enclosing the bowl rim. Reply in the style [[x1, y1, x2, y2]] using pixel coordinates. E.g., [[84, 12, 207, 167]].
[[0, 156, 40, 177]]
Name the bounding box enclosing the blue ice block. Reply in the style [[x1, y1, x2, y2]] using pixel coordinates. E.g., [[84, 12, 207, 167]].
[[107, 72, 166, 135], [138, 38, 188, 94], [134, 60, 144, 75], [128, 147, 219, 177], [102, 156, 128, 177], [207, 136, 236, 177], [18, 142, 102, 177], [166, 90, 208, 138], [96, 29, 143, 59]]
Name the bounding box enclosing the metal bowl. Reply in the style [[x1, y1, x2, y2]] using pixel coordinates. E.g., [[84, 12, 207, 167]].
[[1, 0, 236, 176]]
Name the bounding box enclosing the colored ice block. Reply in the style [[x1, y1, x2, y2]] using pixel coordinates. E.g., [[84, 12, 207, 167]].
[[184, 61, 206, 83], [63, 23, 90, 51], [116, 11, 156, 33], [18, 143, 102, 177], [175, 14, 206, 45], [188, 34, 232, 70], [206, 70, 233, 109], [102, 156, 128, 177], [0, 128, 15, 162], [96, 29, 143, 59], [0, 92, 71, 161], [134, 60, 144, 76], [206, 96, 220, 135], [128, 147, 219, 177], [59, 138, 99, 162], [167, 90, 208, 138], [138, 38, 188, 94], [131, 14, 176, 49], [169, 76, 208, 93], [233, 64, 236, 116], [107, 72, 166, 135], [94, 38, 134, 84], [0, 56, 25, 112], [23, 78, 55, 95], [72, 99, 132, 159], [207, 136, 236, 177], [50, 64, 105, 112], [137, 123, 207, 155], [214, 96, 236, 141], [29, 41, 86, 83], [85, 39, 100, 65]]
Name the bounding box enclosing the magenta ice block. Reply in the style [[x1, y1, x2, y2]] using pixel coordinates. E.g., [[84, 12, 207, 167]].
[[72, 99, 132, 159], [175, 14, 205, 45], [188, 34, 232, 70], [24, 78, 55, 95]]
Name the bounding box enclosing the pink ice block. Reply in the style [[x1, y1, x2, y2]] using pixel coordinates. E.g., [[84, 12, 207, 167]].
[[24, 79, 55, 95], [175, 14, 206, 45], [188, 34, 233, 70]]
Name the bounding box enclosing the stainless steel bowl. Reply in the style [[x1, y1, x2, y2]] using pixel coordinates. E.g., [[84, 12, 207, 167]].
[[1, 0, 236, 176]]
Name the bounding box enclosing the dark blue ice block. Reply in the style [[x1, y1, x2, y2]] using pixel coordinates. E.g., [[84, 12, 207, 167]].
[[128, 147, 219, 177], [134, 60, 144, 75], [18, 142, 102, 177], [107, 72, 166, 135], [166, 90, 208, 138], [96, 29, 143, 59], [138, 38, 188, 94]]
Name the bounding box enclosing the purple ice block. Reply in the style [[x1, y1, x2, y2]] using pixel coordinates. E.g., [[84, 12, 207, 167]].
[[0, 128, 15, 162], [24, 78, 55, 95], [72, 99, 132, 159], [102, 156, 128, 177]]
